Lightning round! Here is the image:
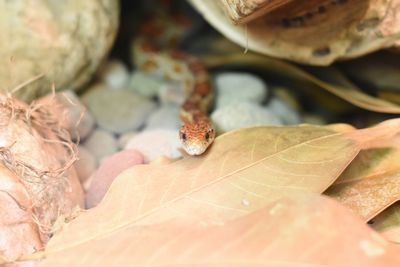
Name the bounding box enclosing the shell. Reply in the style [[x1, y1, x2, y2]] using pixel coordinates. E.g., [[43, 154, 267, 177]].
[[189, 0, 400, 65]]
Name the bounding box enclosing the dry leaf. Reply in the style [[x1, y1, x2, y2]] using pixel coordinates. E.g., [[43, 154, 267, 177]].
[[373, 202, 400, 231], [326, 120, 400, 221], [38, 195, 400, 267], [40, 125, 359, 252], [21, 120, 400, 265], [204, 52, 400, 113], [371, 202, 400, 244]]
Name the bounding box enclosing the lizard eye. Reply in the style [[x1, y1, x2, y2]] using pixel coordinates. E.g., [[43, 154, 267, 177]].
[[181, 132, 186, 140], [205, 132, 209, 141]]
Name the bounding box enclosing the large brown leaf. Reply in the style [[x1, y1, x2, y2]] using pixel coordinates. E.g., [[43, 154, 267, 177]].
[[326, 119, 400, 221], [23, 120, 400, 264], [41, 125, 360, 252], [38, 195, 400, 267], [371, 202, 400, 243]]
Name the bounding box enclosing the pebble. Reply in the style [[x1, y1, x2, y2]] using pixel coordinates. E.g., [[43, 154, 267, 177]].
[[215, 72, 267, 108], [211, 102, 282, 133], [83, 129, 118, 162], [158, 82, 186, 105], [43, 90, 95, 141], [124, 129, 182, 162], [129, 71, 164, 98], [98, 60, 130, 89], [85, 149, 144, 208], [144, 104, 181, 130], [267, 97, 302, 125], [117, 131, 138, 150], [83, 85, 156, 133], [74, 146, 97, 185]]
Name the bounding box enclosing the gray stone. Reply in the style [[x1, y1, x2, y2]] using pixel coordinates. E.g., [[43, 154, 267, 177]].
[[144, 104, 181, 131], [55, 90, 95, 141], [158, 82, 186, 106], [98, 60, 130, 89], [215, 72, 268, 108], [124, 129, 182, 162], [211, 102, 282, 133], [117, 131, 138, 150], [267, 97, 302, 125], [83, 84, 156, 133], [74, 146, 97, 184], [83, 129, 118, 162], [129, 71, 164, 98]]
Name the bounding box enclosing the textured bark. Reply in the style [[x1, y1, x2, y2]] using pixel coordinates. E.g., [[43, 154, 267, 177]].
[[190, 0, 400, 65], [218, 0, 295, 24]]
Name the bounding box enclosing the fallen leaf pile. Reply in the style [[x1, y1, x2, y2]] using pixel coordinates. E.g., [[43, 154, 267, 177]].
[[11, 118, 400, 266]]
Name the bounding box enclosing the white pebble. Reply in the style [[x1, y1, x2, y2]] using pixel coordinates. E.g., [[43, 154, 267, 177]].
[[211, 102, 282, 133], [267, 97, 302, 125], [145, 104, 181, 131], [215, 72, 267, 108], [83, 85, 156, 133], [124, 129, 182, 162], [83, 129, 118, 162], [98, 60, 130, 89], [129, 71, 164, 98], [74, 146, 97, 184]]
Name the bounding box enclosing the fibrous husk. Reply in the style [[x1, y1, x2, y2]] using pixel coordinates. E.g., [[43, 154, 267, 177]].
[[0, 92, 84, 265], [189, 0, 400, 65]]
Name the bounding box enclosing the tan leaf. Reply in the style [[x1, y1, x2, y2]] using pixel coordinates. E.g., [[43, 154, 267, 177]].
[[326, 120, 400, 221], [371, 201, 400, 244], [372, 202, 400, 233], [22, 120, 400, 265], [37, 195, 400, 267], [40, 124, 362, 256]]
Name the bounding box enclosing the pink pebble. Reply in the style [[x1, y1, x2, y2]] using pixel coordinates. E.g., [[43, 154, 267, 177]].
[[85, 149, 144, 208]]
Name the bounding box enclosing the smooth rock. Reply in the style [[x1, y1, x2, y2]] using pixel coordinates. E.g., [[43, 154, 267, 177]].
[[86, 149, 144, 208], [83, 129, 118, 162], [215, 72, 267, 108], [117, 131, 138, 150], [55, 90, 95, 140], [144, 104, 181, 130], [267, 97, 302, 125], [98, 60, 130, 89], [74, 146, 97, 185], [83, 85, 156, 133], [158, 82, 186, 106], [129, 71, 164, 98], [125, 129, 182, 162], [211, 102, 282, 133], [0, 1, 119, 101]]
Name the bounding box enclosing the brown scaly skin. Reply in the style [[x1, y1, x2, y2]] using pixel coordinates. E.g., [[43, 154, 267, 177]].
[[133, 16, 215, 155]]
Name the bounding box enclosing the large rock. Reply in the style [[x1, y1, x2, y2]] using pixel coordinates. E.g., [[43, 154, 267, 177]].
[[0, 0, 119, 101]]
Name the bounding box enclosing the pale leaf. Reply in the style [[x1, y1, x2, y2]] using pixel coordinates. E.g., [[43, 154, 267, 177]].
[[38, 195, 400, 267], [327, 119, 400, 221], [43, 125, 361, 255]]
